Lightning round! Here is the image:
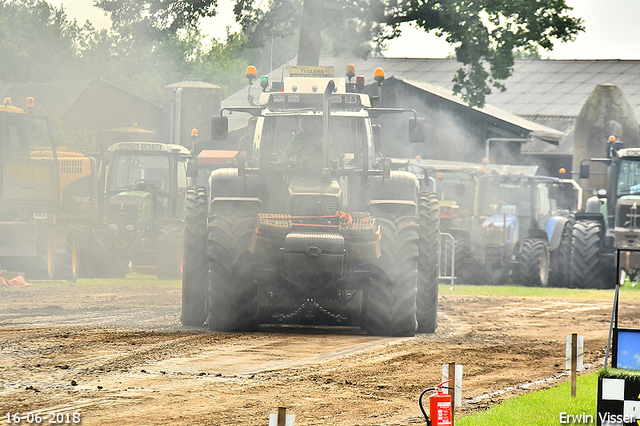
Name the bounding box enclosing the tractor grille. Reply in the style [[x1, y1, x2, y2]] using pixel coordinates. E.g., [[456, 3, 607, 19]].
[[292, 195, 339, 216], [617, 202, 640, 229]]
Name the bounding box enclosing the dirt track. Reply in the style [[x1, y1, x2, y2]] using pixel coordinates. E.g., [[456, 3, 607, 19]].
[[0, 282, 631, 425]]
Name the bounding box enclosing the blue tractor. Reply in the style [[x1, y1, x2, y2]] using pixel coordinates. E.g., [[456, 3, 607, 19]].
[[470, 173, 578, 286]]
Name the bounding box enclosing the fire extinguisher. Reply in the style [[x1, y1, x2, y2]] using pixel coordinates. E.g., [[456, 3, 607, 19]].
[[419, 379, 453, 426]]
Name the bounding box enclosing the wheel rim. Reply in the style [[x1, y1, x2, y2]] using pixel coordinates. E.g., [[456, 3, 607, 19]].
[[71, 239, 78, 276], [47, 238, 54, 277], [539, 245, 549, 286]]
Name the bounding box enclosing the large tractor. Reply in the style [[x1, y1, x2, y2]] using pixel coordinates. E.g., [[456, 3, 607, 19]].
[[401, 159, 486, 283], [573, 137, 640, 288], [92, 141, 191, 279], [471, 173, 577, 287], [181, 66, 440, 336], [0, 97, 96, 281]]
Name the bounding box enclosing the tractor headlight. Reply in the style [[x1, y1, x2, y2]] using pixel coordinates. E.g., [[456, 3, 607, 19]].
[[109, 223, 118, 231], [125, 224, 135, 231]]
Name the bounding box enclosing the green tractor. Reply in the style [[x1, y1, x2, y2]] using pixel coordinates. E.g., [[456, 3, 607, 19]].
[[573, 138, 640, 288], [93, 142, 191, 279]]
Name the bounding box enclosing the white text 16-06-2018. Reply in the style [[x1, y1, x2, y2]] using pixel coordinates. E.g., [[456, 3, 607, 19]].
[[5, 412, 81, 424]]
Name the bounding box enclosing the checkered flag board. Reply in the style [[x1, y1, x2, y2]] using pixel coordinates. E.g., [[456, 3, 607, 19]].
[[598, 378, 640, 425]]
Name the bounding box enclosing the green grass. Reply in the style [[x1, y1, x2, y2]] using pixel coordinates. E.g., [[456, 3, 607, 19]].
[[456, 371, 598, 426], [441, 282, 640, 301]]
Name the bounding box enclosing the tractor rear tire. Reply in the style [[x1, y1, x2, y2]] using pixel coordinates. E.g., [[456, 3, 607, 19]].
[[156, 224, 183, 280], [519, 237, 550, 287], [26, 225, 56, 280], [364, 212, 419, 337], [61, 223, 94, 281], [549, 217, 573, 287], [181, 187, 209, 326], [417, 192, 440, 333], [207, 209, 259, 332], [570, 220, 608, 289]]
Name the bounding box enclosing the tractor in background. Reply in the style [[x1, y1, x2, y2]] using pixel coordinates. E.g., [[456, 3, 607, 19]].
[[573, 136, 640, 288], [471, 172, 578, 287], [91, 141, 191, 278], [400, 159, 487, 284]]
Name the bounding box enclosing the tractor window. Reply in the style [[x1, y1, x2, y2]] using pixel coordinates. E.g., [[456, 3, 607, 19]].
[[259, 115, 366, 169], [478, 179, 532, 217], [110, 154, 170, 193], [617, 159, 640, 196], [177, 160, 188, 189], [436, 171, 475, 209], [536, 183, 555, 217], [330, 117, 366, 169]]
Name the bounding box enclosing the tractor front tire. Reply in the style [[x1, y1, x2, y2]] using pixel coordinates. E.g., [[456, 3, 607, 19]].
[[417, 193, 440, 333], [207, 209, 259, 332], [570, 220, 608, 289], [549, 217, 573, 287], [364, 212, 419, 337], [519, 237, 550, 287], [181, 187, 209, 326]]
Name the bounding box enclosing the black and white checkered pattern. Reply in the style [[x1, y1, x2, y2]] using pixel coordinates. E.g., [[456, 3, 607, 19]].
[[598, 378, 640, 426]]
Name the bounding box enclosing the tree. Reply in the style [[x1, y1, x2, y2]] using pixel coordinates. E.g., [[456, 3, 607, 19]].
[[384, 0, 584, 106], [0, 0, 83, 82], [93, 0, 583, 108], [235, 0, 584, 107]]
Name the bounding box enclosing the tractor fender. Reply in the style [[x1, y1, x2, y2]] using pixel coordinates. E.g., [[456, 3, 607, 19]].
[[368, 171, 418, 216], [545, 216, 568, 252], [208, 168, 262, 213], [208, 168, 261, 198], [584, 196, 599, 213]]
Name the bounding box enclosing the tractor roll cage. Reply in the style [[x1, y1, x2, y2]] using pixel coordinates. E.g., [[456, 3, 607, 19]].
[[217, 106, 418, 119]]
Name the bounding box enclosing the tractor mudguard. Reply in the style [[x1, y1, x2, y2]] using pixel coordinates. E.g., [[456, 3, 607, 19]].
[[528, 228, 549, 241], [575, 211, 606, 230], [546, 216, 568, 252], [584, 195, 607, 216], [369, 171, 419, 206], [208, 168, 261, 199]]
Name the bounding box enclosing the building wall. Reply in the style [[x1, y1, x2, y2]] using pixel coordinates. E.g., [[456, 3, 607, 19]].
[[62, 80, 162, 134]]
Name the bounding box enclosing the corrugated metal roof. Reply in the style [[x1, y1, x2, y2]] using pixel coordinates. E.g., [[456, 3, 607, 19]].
[[401, 79, 565, 141], [309, 57, 640, 119], [520, 116, 576, 155]]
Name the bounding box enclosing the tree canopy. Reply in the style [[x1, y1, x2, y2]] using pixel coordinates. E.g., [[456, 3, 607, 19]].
[[0, 0, 584, 109], [234, 0, 584, 107]]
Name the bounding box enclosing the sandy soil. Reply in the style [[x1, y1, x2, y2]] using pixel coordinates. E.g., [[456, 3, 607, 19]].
[[0, 283, 632, 425]]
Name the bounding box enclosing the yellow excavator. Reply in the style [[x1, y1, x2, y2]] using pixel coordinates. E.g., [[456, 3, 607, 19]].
[[0, 97, 96, 281]]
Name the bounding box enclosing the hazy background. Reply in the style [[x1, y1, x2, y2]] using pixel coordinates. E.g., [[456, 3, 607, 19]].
[[52, 0, 640, 60]]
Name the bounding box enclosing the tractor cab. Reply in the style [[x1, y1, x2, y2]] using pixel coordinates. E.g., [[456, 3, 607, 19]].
[[98, 142, 190, 278]]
